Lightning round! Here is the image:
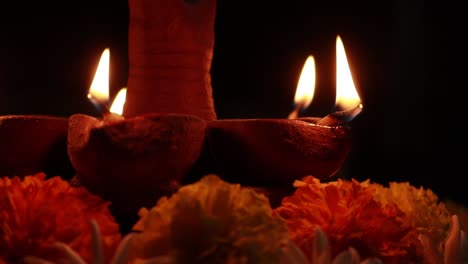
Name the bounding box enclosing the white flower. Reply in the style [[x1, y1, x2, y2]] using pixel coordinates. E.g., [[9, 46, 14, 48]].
[[309, 227, 383, 264], [419, 214, 468, 264], [23, 220, 135, 264], [21, 215, 468, 264]]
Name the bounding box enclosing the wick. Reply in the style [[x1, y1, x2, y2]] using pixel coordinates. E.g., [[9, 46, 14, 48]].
[[288, 102, 304, 119], [88, 94, 111, 117], [317, 104, 363, 126], [88, 94, 124, 122]]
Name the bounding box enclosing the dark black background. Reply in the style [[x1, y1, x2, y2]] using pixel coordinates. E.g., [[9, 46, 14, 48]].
[[1, 1, 466, 205]]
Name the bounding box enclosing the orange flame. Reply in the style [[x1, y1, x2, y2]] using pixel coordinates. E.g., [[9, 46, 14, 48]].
[[110, 88, 127, 115], [288, 56, 316, 119], [88, 48, 110, 107], [335, 36, 361, 112], [294, 55, 316, 109]]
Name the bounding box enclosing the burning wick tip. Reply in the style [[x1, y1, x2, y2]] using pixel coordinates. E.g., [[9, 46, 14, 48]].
[[316, 104, 363, 126], [87, 93, 111, 116], [288, 102, 306, 119], [88, 92, 126, 123]]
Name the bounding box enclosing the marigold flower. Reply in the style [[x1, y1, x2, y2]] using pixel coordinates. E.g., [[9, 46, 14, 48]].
[[128, 174, 291, 264], [273, 176, 432, 263], [0, 173, 121, 263], [371, 181, 452, 253]]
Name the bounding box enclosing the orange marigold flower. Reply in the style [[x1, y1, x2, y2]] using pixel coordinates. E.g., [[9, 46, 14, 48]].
[[273, 176, 426, 263], [0, 173, 121, 263]]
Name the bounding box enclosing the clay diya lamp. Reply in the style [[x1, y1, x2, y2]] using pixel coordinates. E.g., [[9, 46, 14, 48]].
[[0, 114, 72, 178], [68, 112, 206, 232], [206, 109, 361, 206], [68, 0, 218, 231], [206, 41, 363, 206]]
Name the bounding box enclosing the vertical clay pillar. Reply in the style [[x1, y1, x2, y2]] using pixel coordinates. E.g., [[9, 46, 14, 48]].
[[124, 0, 217, 121]]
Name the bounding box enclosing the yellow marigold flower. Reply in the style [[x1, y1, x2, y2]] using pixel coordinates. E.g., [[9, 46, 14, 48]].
[[273, 176, 425, 263], [128, 174, 291, 264], [0, 173, 121, 263], [371, 181, 452, 254]]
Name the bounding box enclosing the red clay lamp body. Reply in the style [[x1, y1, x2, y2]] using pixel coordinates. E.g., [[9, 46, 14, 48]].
[[0, 115, 71, 178]]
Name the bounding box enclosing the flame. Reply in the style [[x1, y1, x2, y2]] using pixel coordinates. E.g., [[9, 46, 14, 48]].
[[110, 88, 127, 115], [336, 36, 361, 111], [294, 55, 316, 110], [88, 48, 110, 106]]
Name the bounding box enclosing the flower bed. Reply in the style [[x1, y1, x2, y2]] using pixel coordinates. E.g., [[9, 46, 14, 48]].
[[1, 173, 466, 263]]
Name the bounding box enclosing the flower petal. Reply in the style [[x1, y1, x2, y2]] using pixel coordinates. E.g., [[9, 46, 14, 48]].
[[444, 215, 462, 264]]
